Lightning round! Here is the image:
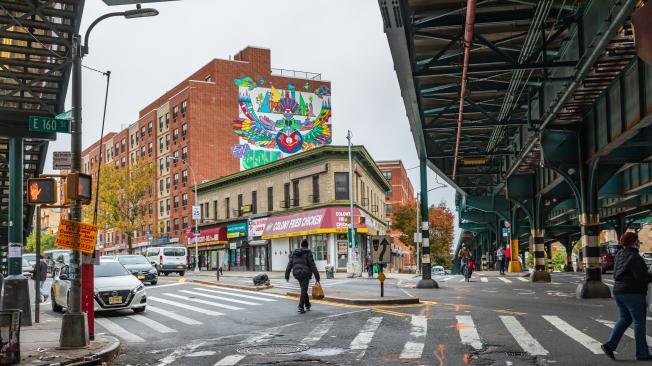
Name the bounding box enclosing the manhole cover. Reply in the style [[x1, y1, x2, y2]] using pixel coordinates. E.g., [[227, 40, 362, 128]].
[[236, 344, 309, 355], [505, 351, 530, 359]]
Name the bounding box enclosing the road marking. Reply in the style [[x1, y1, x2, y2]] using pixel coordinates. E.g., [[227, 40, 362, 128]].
[[147, 305, 202, 325], [244, 328, 281, 344], [456, 315, 482, 350], [497, 277, 512, 283], [96, 318, 145, 343], [604, 279, 615, 283], [400, 288, 415, 298], [542, 315, 602, 354], [179, 290, 261, 306], [163, 293, 243, 310], [192, 287, 276, 302], [204, 285, 287, 299], [350, 317, 383, 359], [148, 296, 225, 316], [596, 319, 652, 347], [481, 277, 488, 283], [517, 277, 529, 282], [151, 282, 185, 289], [499, 316, 549, 356], [440, 276, 453, 282], [460, 278, 467, 282], [400, 315, 427, 359], [301, 320, 334, 345], [214, 355, 246, 366], [132, 314, 177, 333]]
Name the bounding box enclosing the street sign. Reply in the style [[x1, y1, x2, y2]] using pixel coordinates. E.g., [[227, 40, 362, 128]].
[[371, 235, 392, 264], [192, 205, 201, 220], [413, 232, 422, 243], [55, 110, 72, 120], [29, 116, 70, 133], [501, 227, 510, 237], [53, 151, 72, 170], [55, 219, 98, 254], [347, 228, 357, 248]]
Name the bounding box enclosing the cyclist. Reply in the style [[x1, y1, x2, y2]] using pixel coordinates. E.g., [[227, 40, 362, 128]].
[[458, 245, 472, 277]]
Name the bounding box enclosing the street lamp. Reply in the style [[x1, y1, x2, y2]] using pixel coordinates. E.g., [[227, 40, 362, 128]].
[[168, 156, 200, 274], [62, 6, 158, 349]]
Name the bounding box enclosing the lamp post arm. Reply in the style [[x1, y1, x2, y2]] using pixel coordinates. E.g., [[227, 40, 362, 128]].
[[83, 12, 125, 55]]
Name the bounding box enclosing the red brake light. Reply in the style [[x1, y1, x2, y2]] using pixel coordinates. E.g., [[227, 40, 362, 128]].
[[159, 255, 163, 265]]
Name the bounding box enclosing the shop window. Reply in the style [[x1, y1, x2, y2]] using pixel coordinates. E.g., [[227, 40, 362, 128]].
[[335, 172, 349, 200], [267, 187, 273, 211], [310, 234, 328, 261]]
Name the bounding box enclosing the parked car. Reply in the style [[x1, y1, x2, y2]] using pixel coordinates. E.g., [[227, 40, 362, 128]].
[[600, 240, 620, 274], [22, 258, 34, 278], [642, 252, 652, 269], [100, 256, 115, 261], [51, 259, 146, 313], [431, 265, 445, 276], [23, 253, 36, 266], [145, 246, 188, 276], [117, 255, 158, 285]]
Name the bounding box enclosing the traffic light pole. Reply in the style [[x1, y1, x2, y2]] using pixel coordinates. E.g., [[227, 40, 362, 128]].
[[59, 34, 89, 348]]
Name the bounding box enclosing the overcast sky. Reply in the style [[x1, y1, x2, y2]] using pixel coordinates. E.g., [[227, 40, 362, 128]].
[[45, 0, 459, 241]]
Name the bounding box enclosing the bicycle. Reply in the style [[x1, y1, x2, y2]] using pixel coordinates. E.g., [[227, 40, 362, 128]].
[[461, 258, 472, 282]]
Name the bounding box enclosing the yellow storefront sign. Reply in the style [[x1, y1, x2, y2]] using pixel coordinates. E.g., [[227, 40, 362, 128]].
[[55, 219, 98, 254]]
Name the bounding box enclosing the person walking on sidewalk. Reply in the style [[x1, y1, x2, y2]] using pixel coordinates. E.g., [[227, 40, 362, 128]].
[[602, 232, 652, 361], [496, 245, 506, 275], [285, 239, 320, 314], [366, 253, 373, 278], [35, 257, 48, 302]]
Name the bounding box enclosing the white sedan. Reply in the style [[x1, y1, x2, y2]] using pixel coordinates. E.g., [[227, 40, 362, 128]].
[[51, 259, 146, 313]]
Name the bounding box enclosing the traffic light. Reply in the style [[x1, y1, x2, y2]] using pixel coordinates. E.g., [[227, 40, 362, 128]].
[[65, 172, 92, 204], [26, 178, 57, 204]]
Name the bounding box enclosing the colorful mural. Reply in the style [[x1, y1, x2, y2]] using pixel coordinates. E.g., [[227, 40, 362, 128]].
[[233, 76, 332, 169]]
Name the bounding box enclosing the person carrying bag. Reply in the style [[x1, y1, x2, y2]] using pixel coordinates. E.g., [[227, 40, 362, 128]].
[[312, 281, 324, 300], [285, 239, 321, 313]]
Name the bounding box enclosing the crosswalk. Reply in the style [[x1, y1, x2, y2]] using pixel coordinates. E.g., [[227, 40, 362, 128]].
[[434, 275, 540, 283], [248, 278, 352, 291], [210, 312, 644, 365]]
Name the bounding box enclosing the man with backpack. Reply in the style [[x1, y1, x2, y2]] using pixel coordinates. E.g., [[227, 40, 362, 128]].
[[285, 239, 320, 313]]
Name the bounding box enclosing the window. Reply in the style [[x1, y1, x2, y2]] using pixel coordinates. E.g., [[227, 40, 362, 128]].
[[121, 157, 125, 167], [159, 158, 164, 172], [182, 170, 188, 184], [251, 191, 257, 214], [173, 106, 178, 120], [173, 173, 179, 187], [213, 200, 218, 220], [159, 200, 164, 214], [158, 116, 163, 130], [237, 194, 243, 216], [309, 234, 328, 261], [141, 126, 145, 138], [181, 146, 187, 160], [130, 134, 134, 147], [292, 180, 299, 206], [204, 202, 209, 218], [148, 121, 153, 135], [383, 170, 392, 181], [386, 189, 392, 198], [182, 193, 188, 206], [173, 128, 179, 141], [181, 100, 187, 115], [148, 142, 153, 155], [166, 198, 170, 211], [182, 123, 187, 137], [115, 143, 119, 154], [283, 183, 290, 208], [141, 146, 145, 157], [312, 175, 320, 203], [165, 134, 170, 149], [225, 197, 230, 219], [182, 217, 188, 230], [174, 195, 179, 208], [166, 220, 170, 233], [173, 150, 179, 161], [204, 75, 212, 82], [165, 113, 170, 127], [335, 173, 349, 200], [173, 218, 179, 231], [159, 179, 164, 194], [165, 157, 170, 171], [385, 203, 393, 214], [267, 187, 273, 211], [159, 137, 164, 152], [166, 177, 170, 191]]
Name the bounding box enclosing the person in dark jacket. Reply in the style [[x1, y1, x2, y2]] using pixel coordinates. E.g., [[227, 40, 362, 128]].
[[602, 232, 652, 361], [285, 239, 320, 313], [35, 257, 48, 302]]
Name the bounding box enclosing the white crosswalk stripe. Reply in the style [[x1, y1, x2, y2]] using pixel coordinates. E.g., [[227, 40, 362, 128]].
[[481, 277, 488, 282], [163, 293, 243, 310], [301, 320, 334, 346], [596, 318, 652, 347], [456, 315, 483, 350], [132, 314, 177, 333], [193, 287, 277, 302], [543, 315, 602, 354], [500, 316, 549, 356], [497, 277, 512, 283], [96, 318, 145, 343], [146, 305, 203, 325], [350, 317, 383, 359], [148, 296, 225, 316], [214, 354, 246, 366], [208, 285, 288, 299], [179, 290, 262, 306], [517, 277, 529, 282], [400, 315, 427, 359], [440, 276, 453, 282]]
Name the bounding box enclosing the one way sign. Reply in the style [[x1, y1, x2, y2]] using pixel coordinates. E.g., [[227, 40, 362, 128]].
[[371, 235, 392, 264]]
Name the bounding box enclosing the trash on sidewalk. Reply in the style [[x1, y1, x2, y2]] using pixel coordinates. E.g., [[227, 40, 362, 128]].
[[252, 273, 270, 286]]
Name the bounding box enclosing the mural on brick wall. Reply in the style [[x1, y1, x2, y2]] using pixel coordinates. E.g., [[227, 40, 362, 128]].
[[233, 76, 332, 169]]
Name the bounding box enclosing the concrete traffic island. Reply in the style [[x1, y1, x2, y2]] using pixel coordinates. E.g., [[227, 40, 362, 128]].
[[285, 291, 420, 306], [192, 279, 274, 292], [530, 271, 551, 283]]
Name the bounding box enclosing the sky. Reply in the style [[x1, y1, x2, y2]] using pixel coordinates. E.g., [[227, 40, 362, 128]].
[[45, 0, 460, 241]]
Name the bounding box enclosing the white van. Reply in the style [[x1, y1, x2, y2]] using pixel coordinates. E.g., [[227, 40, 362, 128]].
[[145, 246, 188, 276]]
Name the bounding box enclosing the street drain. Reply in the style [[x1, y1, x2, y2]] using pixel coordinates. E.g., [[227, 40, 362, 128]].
[[236, 344, 309, 355], [506, 351, 530, 359]]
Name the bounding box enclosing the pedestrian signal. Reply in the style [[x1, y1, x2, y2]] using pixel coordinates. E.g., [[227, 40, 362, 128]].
[[65, 173, 92, 204], [26, 178, 57, 204]]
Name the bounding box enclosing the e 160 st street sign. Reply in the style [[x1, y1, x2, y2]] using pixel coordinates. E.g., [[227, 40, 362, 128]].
[[29, 116, 70, 134]]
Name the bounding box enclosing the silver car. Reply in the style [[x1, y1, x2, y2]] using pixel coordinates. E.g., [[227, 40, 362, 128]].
[[51, 260, 146, 313]]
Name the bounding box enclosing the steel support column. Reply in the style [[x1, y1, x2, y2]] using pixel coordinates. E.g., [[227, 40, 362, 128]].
[[576, 213, 611, 298], [564, 237, 574, 272], [416, 157, 438, 288], [508, 205, 522, 272], [545, 242, 553, 272], [531, 228, 550, 282]]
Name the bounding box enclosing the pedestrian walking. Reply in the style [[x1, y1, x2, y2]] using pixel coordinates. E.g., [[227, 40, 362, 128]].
[[496, 245, 506, 275], [285, 239, 320, 314], [366, 253, 373, 278], [35, 257, 48, 302], [602, 232, 652, 361]]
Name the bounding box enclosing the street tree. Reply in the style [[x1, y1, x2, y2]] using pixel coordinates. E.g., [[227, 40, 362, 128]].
[[84, 160, 155, 254], [552, 249, 566, 271], [24, 230, 57, 253]]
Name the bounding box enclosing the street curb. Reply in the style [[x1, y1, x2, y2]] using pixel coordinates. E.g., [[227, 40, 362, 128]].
[[192, 279, 274, 291], [48, 335, 121, 366], [285, 292, 420, 305]]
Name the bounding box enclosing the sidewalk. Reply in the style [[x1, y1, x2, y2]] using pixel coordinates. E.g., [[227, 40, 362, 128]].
[[188, 270, 419, 280], [19, 310, 120, 365]]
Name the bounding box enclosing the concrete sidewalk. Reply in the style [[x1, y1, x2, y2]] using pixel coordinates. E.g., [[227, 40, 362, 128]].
[[19, 310, 120, 365], [187, 269, 419, 280]]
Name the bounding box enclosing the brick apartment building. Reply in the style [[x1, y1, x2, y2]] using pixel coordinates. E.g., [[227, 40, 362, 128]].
[[376, 160, 416, 272], [81, 46, 332, 254]]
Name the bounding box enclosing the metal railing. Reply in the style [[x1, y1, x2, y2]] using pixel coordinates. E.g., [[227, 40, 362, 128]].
[[271, 68, 321, 80]]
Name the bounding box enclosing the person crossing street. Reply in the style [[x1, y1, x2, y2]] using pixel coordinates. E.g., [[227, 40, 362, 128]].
[[285, 239, 320, 314], [496, 245, 506, 275]]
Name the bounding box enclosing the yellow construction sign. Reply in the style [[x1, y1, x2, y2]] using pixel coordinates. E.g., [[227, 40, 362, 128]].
[[55, 219, 98, 254]]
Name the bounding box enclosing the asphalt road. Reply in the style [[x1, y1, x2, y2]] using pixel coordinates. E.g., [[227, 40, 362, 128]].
[[31, 271, 650, 365]]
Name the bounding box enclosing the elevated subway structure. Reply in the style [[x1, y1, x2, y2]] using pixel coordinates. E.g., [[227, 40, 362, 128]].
[[380, 0, 651, 298]]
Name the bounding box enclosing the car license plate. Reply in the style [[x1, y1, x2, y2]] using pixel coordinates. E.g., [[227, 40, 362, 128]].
[[108, 296, 122, 304], [177, 265, 183, 269], [137, 275, 145, 280]]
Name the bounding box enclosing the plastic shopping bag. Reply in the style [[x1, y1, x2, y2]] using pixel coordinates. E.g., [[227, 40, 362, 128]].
[[312, 282, 325, 300]]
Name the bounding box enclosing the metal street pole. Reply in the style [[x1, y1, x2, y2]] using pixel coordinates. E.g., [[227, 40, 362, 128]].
[[346, 130, 357, 277], [35, 206, 41, 323], [415, 193, 420, 274], [416, 157, 438, 288]]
